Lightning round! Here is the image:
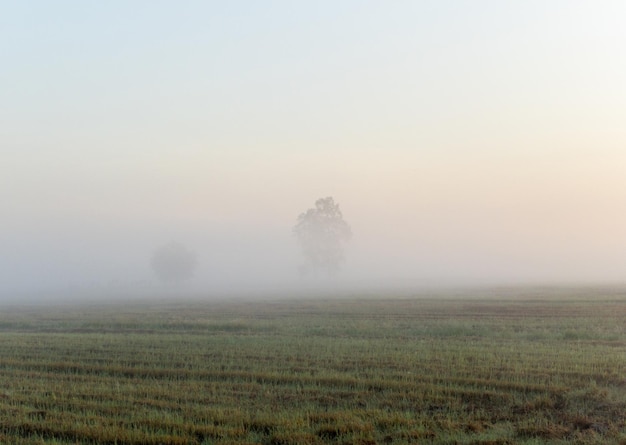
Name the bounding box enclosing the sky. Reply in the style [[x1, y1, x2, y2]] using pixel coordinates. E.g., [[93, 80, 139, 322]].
[[2, 1, 626, 297]]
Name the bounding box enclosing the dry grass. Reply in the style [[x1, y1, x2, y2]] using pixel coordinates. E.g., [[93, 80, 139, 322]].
[[0, 290, 624, 444]]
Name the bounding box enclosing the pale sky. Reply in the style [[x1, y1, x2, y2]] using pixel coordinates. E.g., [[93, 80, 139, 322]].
[[2, 1, 626, 295]]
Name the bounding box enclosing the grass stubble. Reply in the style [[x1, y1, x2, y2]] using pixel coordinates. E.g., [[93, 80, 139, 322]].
[[0, 290, 624, 444]]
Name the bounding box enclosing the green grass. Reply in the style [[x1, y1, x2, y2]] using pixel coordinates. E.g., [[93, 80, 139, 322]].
[[0, 291, 624, 444]]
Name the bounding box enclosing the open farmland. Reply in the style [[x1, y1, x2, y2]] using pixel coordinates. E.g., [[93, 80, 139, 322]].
[[0, 290, 624, 444]]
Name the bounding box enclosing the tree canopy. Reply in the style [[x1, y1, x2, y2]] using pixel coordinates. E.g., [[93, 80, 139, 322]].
[[151, 242, 197, 284], [293, 197, 351, 276]]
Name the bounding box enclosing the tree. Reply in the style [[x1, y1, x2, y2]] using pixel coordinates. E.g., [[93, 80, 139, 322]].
[[293, 197, 351, 276], [151, 242, 197, 284]]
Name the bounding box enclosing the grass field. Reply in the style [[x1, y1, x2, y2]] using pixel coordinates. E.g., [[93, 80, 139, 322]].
[[0, 289, 624, 444]]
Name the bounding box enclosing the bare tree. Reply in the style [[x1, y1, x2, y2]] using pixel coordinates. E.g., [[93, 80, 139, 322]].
[[293, 197, 351, 276], [151, 242, 197, 284]]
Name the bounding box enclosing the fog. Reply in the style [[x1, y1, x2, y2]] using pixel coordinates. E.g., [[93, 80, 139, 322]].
[[4, 194, 626, 303], [3, 2, 626, 302]]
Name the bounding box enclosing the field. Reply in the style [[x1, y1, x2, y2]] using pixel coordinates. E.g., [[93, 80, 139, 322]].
[[0, 289, 624, 444]]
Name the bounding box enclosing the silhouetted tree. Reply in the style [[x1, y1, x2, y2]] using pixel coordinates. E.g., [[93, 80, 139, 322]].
[[293, 197, 351, 276], [151, 242, 197, 284]]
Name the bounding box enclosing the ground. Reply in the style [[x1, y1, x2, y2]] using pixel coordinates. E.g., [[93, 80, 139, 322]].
[[0, 288, 624, 444]]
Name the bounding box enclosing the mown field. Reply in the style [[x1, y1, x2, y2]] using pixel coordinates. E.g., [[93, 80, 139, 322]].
[[0, 290, 624, 444]]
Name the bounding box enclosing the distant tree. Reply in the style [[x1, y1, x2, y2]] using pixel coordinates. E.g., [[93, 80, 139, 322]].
[[151, 242, 197, 284], [293, 197, 351, 276]]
